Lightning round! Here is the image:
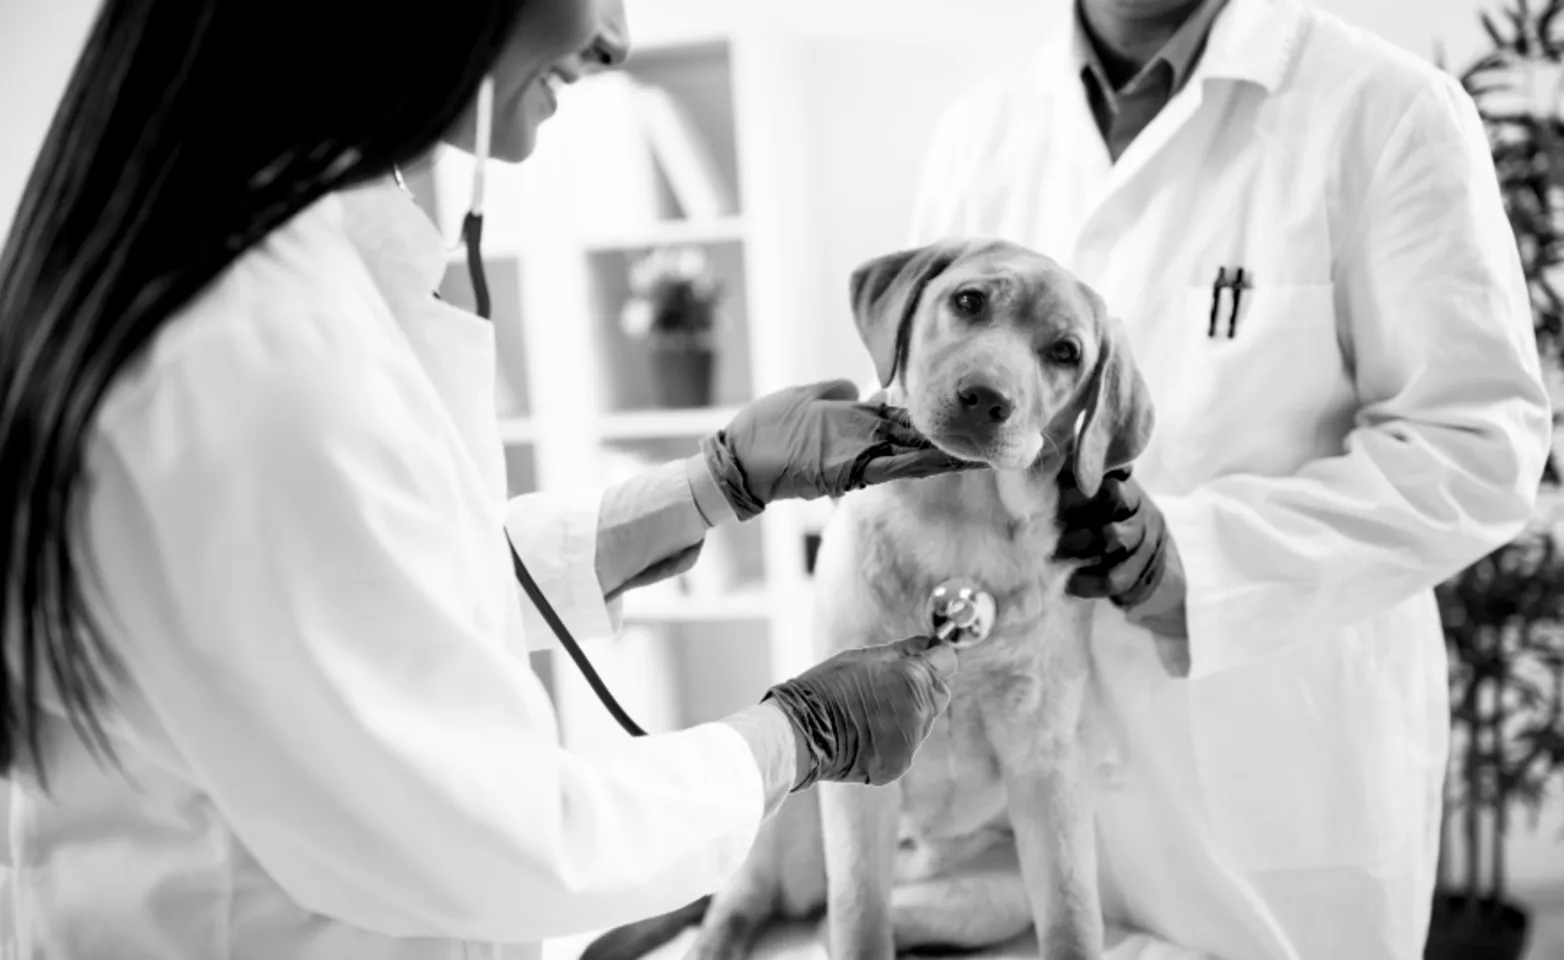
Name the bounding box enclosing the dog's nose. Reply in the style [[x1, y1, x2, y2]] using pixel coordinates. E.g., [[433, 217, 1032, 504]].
[[956, 383, 1013, 424]]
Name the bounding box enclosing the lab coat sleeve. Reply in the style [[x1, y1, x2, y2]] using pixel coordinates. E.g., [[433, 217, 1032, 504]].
[[503, 489, 625, 652], [505, 458, 731, 653], [94, 338, 769, 942], [1154, 74, 1554, 676]]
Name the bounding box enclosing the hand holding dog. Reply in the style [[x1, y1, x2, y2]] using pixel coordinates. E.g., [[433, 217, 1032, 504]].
[[1054, 466, 1183, 615], [763, 635, 958, 790], [1054, 467, 1192, 675], [699, 380, 976, 522]]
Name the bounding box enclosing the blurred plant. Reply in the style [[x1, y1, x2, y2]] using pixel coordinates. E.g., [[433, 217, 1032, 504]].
[[619, 245, 722, 349], [1436, 529, 1564, 917], [1430, 1, 1564, 946], [1447, 0, 1564, 383]]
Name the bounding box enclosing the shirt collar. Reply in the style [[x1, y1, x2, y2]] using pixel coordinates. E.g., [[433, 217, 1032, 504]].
[[1031, 0, 1307, 99], [1075, 0, 1231, 103], [1160, 0, 1231, 92]]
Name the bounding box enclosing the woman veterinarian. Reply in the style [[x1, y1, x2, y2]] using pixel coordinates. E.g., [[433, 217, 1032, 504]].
[[0, 2, 969, 958]]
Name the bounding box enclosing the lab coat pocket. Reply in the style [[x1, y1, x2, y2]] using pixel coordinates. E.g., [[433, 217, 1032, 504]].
[[1187, 626, 1423, 873], [1165, 283, 1347, 479]]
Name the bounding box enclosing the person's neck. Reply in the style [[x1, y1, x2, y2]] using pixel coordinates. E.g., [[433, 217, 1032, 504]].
[[1079, 0, 1204, 83]]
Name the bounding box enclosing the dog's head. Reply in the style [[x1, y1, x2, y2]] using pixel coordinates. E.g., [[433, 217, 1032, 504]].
[[850, 237, 1153, 497]]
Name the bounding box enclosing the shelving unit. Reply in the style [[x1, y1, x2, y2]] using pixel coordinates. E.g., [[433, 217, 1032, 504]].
[[414, 4, 800, 748], [408, 0, 1053, 753]]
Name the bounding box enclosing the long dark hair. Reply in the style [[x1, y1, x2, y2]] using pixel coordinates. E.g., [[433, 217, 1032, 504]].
[[0, 0, 525, 782]]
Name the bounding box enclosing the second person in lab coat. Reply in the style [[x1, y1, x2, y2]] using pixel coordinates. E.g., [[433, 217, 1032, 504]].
[[906, 0, 1551, 959], [0, 2, 970, 959]]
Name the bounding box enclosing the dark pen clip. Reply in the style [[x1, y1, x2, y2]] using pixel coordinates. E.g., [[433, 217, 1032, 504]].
[[1207, 266, 1227, 338], [1208, 266, 1248, 339], [1227, 267, 1246, 339]]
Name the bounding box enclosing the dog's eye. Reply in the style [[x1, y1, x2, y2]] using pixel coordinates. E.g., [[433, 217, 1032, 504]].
[[952, 290, 986, 316], [1046, 340, 1081, 365]]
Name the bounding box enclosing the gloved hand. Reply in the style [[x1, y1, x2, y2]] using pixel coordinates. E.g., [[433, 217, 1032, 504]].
[[762, 635, 958, 790], [700, 380, 976, 522], [1053, 465, 1172, 610]]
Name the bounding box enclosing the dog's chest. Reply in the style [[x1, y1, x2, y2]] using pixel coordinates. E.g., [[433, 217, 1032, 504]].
[[893, 616, 1085, 865], [848, 482, 1087, 869], [894, 678, 1009, 860]]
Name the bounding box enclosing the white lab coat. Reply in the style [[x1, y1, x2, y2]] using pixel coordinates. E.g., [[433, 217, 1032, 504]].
[[909, 1, 1551, 959], [0, 181, 768, 959]]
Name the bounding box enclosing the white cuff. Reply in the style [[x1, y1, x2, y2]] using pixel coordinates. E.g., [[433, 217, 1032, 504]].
[[685, 454, 739, 527], [504, 491, 623, 652], [718, 702, 798, 820]]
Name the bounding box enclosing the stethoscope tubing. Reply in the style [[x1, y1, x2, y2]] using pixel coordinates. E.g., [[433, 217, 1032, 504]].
[[457, 77, 648, 738]]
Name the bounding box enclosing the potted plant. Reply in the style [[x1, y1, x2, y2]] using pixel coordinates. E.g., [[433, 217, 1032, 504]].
[[620, 245, 723, 409], [1430, 530, 1564, 960], [1428, 3, 1564, 957]]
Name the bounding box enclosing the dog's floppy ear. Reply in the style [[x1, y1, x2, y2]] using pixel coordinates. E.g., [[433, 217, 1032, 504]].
[[1072, 300, 1154, 499], [849, 239, 966, 388]]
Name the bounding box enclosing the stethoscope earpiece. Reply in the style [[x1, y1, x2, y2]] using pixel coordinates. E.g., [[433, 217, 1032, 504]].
[[470, 75, 495, 218]]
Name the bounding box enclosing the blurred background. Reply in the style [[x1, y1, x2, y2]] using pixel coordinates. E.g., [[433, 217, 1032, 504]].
[[2, 1, 1562, 957]]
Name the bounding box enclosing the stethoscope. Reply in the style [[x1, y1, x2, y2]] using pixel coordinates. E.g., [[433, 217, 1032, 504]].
[[397, 74, 652, 738]]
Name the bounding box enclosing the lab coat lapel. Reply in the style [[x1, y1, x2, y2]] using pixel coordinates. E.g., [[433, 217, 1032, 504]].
[[1094, 82, 1209, 211], [1072, 0, 1307, 239], [336, 180, 510, 503], [335, 181, 526, 668]]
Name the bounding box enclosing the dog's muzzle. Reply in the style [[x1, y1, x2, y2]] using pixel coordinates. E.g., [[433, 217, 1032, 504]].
[[951, 378, 1013, 435]]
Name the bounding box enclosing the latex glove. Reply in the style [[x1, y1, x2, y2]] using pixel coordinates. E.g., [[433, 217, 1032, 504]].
[[1054, 466, 1174, 611], [700, 380, 975, 522], [762, 635, 958, 790]]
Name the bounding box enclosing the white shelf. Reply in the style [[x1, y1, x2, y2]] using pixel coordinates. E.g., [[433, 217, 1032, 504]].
[[598, 405, 740, 441], [497, 417, 537, 444], [621, 583, 771, 623], [457, 219, 746, 264], [446, 242, 525, 265], [579, 216, 746, 252], [626, 31, 731, 60]]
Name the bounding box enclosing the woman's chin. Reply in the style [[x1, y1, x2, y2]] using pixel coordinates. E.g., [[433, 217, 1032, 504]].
[[493, 104, 557, 163], [489, 141, 535, 164], [488, 125, 540, 164]]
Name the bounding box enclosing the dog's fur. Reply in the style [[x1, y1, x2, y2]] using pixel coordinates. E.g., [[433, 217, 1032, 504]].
[[582, 238, 1153, 960]]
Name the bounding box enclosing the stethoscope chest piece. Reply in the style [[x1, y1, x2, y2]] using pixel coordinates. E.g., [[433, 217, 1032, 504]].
[[928, 578, 997, 650]]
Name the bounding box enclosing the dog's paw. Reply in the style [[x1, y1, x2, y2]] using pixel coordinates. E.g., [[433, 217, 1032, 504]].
[[813, 915, 898, 960], [1039, 924, 1103, 960], [685, 910, 770, 960]]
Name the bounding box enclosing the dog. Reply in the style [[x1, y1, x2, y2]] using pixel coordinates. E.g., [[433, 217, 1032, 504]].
[[582, 237, 1154, 960]]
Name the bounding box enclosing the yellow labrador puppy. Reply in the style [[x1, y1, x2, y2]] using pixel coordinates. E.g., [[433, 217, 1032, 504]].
[[582, 238, 1153, 960]]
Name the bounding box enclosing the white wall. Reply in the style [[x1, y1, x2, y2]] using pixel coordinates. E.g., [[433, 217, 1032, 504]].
[[0, 0, 1504, 246], [0, 0, 98, 236]]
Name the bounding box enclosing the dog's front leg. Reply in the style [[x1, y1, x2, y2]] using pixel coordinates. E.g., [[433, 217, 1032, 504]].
[[818, 779, 900, 960], [1003, 748, 1103, 960], [984, 660, 1104, 960]]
